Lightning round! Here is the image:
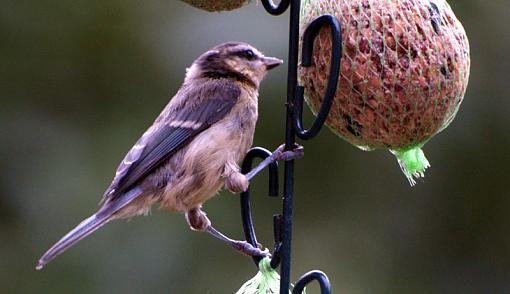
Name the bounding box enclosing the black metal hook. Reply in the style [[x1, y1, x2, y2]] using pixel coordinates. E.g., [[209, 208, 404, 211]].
[[240, 147, 280, 266], [261, 0, 291, 15], [292, 270, 331, 294], [238, 2, 341, 293], [295, 14, 343, 140]]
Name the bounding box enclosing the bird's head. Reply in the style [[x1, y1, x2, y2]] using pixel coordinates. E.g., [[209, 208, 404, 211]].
[[185, 42, 283, 88]]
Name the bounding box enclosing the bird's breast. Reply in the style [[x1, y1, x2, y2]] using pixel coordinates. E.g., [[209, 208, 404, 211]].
[[159, 95, 258, 212]]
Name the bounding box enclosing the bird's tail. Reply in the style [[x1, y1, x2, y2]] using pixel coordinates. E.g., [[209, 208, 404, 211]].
[[36, 187, 143, 270]]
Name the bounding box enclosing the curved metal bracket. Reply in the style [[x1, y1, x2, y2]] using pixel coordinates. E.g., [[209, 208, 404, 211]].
[[293, 270, 331, 294], [261, 0, 291, 15], [295, 14, 343, 140], [240, 147, 280, 267], [238, 2, 343, 293]]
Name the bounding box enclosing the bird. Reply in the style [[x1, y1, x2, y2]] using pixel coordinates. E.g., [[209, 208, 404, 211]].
[[36, 42, 286, 270]]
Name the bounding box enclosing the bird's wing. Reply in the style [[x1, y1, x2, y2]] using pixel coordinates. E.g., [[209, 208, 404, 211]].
[[102, 80, 241, 202]]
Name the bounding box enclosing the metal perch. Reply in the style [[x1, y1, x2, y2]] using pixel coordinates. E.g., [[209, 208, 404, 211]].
[[238, 1, 343, 293]]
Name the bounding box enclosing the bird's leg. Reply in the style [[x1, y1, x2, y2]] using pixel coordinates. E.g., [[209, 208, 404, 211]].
[[223, 144, 304, 193], [185, 207, 269, 257], [245, 143, 304, 181], [209, 144, 303, 255], [224, 161, 249, 193], [205, 226, 269, 257]]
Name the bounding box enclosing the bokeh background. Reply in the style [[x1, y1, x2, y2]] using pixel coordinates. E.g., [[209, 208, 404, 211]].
[[1, 0, 509, 293]]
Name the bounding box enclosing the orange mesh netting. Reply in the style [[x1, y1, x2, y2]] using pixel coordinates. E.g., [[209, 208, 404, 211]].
[[179, 0, 250, 11], [299, 0, 470, 184]]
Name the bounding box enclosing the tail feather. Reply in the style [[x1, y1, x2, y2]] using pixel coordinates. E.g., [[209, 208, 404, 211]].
[[36, 187, 143, 270]]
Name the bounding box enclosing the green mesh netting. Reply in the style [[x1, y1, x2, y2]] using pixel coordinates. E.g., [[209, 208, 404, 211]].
[[236, 257, 295, 294], [299, 0, 470, 184], [391, 146, 430, 185]]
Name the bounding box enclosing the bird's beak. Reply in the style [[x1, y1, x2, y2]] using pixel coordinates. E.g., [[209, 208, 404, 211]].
[[262, 57, 284, 70]]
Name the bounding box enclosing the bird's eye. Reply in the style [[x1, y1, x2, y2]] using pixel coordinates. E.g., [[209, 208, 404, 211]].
[[242, 49, 256, 60]]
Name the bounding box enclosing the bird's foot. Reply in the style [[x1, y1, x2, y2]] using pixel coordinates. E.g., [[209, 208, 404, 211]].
[[231, 240, 270, 257], [271, 143, 305, 162], [245, 144, 305, 182], [206, 225, 269, 257]]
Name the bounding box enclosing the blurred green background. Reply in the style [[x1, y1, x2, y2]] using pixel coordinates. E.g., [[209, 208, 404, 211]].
[[1, 0, 509, 293]]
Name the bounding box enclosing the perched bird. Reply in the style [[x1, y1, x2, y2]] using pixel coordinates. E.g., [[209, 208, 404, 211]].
[[36, 42, 284, 270]]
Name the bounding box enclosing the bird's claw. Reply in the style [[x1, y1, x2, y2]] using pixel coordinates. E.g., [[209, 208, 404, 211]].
[[273, 144, 305, 162], [244, 144, 305, 182], [232, 241, 270, 257]]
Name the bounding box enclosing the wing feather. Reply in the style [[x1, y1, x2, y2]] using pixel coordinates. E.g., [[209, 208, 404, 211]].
[[103, 79, 241, 202]]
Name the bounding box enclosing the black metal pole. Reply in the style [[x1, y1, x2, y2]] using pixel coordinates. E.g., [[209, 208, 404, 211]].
[[280, 0, 302, 291], [243, 1, 342, 293]]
